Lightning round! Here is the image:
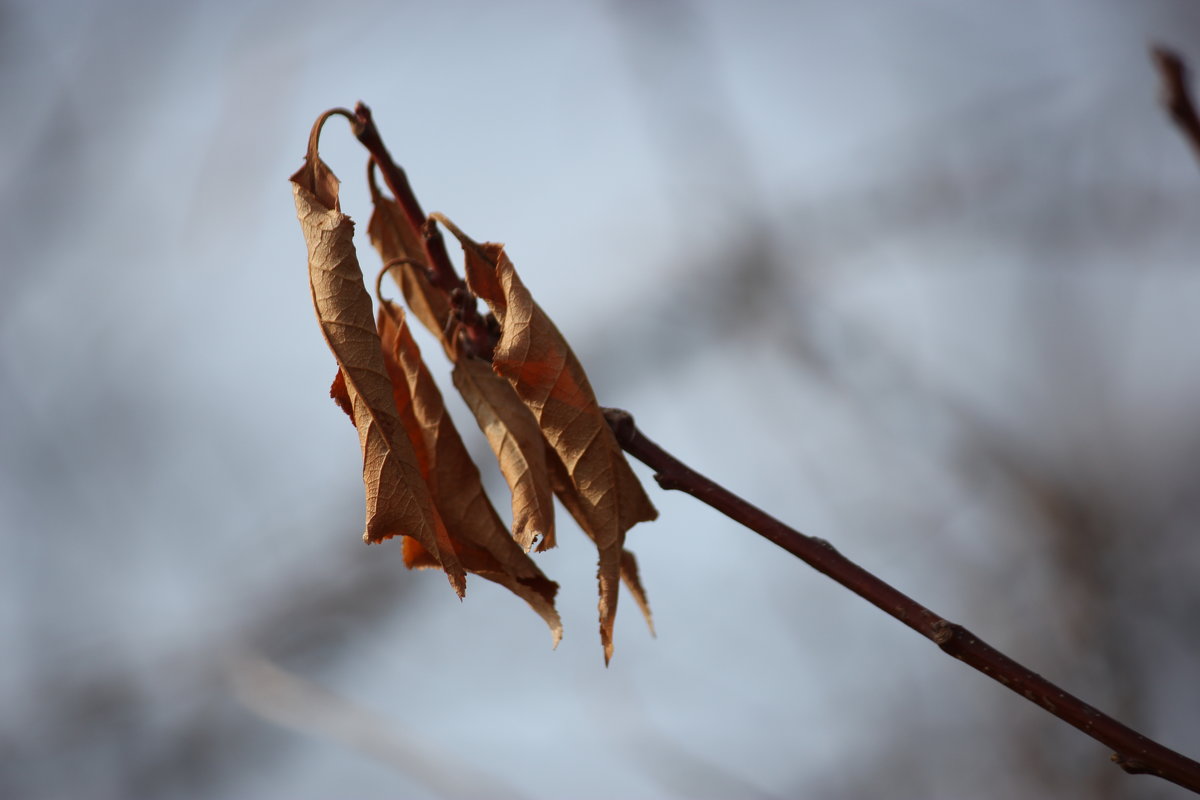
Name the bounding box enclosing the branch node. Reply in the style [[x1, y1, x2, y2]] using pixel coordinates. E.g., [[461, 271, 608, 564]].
[[602, 407, 637, 446], [931, 620, 956, 647], [1113, 753, 1155, 775], [654, 473, 682, 491]]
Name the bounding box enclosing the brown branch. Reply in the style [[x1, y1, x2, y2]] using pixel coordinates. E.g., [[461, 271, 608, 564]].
[[349, 102, 493, 357], [349, 102, 462, 295], [1152, 45, 1200, 167], [603, 408, 1200, 795]]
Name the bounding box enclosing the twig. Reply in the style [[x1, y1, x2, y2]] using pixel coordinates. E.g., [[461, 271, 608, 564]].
[[349, 102, 463, 295], [603, 408, 1200, 795], [350, 102, 493, 356], [1151, 46, 1200, 167]]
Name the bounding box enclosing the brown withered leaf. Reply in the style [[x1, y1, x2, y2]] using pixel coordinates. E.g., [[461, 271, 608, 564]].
[[547, 445, 655, 636], [618, 549, 654, 637], [435, 214, 657, 663], [366, 163, 454, 356], [330, 367, 468, 598], [376, 300, 562, 643], [401, 533, 561, 644], [452, 353, 556, 553], [291, 118, 464, 598], [330, 370, 353, 419]]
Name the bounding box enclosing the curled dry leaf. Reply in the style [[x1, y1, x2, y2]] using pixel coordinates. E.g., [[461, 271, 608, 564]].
[[366, 163, 455, 357], [452, 352, 557, 553], [547, 446, 655, 636], [435, 214, 657, 663], [331, 360, 468, 599], [376, 297, 562, 643], [291, 110, 463, 598], [370, 175, 558, 552]]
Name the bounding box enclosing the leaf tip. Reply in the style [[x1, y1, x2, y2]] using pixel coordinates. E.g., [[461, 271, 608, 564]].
[[518, 528, 557, 554], [532, 530, 557, 553]]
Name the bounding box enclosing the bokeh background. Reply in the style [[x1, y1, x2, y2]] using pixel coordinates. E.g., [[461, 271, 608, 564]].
[[3, 1, 1200, 798]]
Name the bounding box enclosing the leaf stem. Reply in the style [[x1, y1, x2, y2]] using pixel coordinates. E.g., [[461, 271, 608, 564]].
[[603, 408, 1200, 794], [307, 108, 356, 163], [376, 257, 432, 306]]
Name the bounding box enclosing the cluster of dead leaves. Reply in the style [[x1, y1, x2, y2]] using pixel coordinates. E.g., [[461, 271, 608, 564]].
[[290, 108, 656, 662]]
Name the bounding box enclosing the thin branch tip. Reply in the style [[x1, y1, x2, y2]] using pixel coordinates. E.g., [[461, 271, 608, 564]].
[[1150, 44, 1200, 165]]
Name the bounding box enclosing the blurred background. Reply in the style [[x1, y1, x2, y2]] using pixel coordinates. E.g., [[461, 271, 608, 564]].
[[3, 1, 1200, 797]]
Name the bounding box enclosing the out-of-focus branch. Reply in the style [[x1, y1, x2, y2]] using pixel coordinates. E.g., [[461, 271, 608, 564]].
[[603, 408, 1200, 795], [1152, 46, 1200, 167], [230, 653, 528, 800]]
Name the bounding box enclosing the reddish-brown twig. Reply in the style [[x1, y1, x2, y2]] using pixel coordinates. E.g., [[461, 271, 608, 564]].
[[1152, 46, 1200, 167], [604, 408, 1200, 794], [349, 102, 462, 296], [349, 102, 493, 357]]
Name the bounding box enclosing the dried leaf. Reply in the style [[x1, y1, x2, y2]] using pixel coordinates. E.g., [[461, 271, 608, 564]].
[[367, 163, 454, 356], [452, 353, 557, 552], [547, 445, 655, 636], [291, 122, 463, 598], [403, 533, 560, 643], [618, 549, 654, 638], [377, 302, 562, 643], [331, 321, 468, 597], [330, 369, 353, 420], [436, 215, 657, 663]]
